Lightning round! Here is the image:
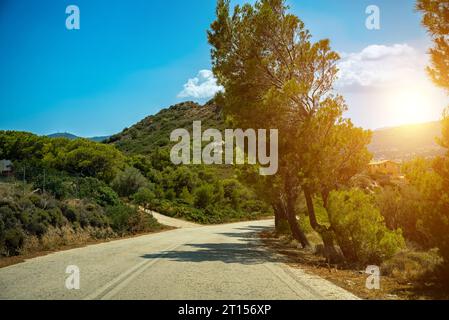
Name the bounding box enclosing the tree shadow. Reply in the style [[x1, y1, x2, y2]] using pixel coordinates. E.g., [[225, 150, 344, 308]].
[[140, 225, 282, 265]]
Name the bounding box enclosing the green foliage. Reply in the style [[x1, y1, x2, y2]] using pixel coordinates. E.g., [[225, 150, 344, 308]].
[[328, 189, 405, 265], [417, 0, 449, 93], [376, 185, 430, 247], [0, 131, 126, 184], [382, 249, 443, 282], [194, 184, 214, 209], [77, 177, 120, 207], [179, 187, 194, 205], [417, 0, 449, 270], [133, 187, 156, 209], [107, 101, 224, 155], [105, 204, 136, 235], [112, 167, 149, 197]]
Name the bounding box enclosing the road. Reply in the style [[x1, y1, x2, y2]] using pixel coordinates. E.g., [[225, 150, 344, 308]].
[[0, 218, 358, 300]]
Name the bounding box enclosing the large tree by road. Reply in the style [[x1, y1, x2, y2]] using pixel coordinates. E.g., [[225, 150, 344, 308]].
[[417, 0, 449, 267], [208, 0, 371, 251]]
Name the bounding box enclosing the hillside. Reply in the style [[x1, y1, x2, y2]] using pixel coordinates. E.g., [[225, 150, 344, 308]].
[[107, 100, 445, 162], [370, 121, 445, 161], [106, 100, 223, 155]]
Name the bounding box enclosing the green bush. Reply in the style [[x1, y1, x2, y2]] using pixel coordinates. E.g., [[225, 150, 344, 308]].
[[106, 204, 134, 234], [4, 228, 25, 256], [376, 186, 430, 247], [179, 187, 194, 205], [382, 249, 443, 282], [133, 187, 156, 209], [106, 204, 160, 235], [112, 167, 148, 197], [78, 177, 120, 207], [328, 189, 405, 265], [194, 184, 214, 209]]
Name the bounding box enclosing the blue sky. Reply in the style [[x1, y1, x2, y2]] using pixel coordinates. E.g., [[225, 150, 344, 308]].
[[0, 0, 447, 136]]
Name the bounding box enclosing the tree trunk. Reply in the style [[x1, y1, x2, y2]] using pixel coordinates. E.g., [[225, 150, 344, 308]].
[[274, 201, 288, 233], [285, 192, 310, 248], [304, 187, 343, 263]]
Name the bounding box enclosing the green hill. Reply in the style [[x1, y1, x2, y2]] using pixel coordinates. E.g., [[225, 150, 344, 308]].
[[107, 100, 445, 162], [106, 100, 224, 155]]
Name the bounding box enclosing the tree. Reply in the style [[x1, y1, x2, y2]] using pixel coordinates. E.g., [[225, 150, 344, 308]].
[[208, 0, 349, 247], [417, 0, 449, 92], [418, 0, 449, 267], [296, 99, 372, 261]]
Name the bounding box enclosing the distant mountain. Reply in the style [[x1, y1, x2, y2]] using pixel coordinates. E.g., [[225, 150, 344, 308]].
[[369, 121, 445, 161], [89, 136, 111, 143], [47, 132, 79, 140], [47, 133, 110, 143]]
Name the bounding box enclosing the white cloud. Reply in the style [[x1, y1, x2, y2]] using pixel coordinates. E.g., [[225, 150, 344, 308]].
[[336, 44, 425, 90], [178, 70, 224, 100], [335, 43, 449, 129]]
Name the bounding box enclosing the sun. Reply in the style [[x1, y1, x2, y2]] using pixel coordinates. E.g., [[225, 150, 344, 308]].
[[386, 87, 440, 127]]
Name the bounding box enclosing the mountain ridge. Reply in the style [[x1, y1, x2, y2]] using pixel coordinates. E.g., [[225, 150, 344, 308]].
[[105, 100, 445, 161]]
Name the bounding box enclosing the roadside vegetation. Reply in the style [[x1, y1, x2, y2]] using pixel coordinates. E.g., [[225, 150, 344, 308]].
[[0, 127, 271, 258], [1, 0, 448, 299], [207, 0, 449, 297]]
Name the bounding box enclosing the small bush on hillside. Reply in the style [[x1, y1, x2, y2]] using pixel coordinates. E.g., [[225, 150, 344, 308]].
[[78, 177, 120, 207], [112, 167, 148, 197], [133, 187, 156, 209], [382, 249, 443, 283], [194, 184, 214, 209], [328, 189, 405, 265]]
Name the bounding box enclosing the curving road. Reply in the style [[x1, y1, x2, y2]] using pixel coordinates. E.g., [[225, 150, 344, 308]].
[[0, 218, 358, 300]]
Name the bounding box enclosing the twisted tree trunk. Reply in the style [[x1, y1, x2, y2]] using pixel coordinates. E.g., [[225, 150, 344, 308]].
[[285, 191, 310, 248], [273, 201, 288, 233], [304, 187, 343, 263]]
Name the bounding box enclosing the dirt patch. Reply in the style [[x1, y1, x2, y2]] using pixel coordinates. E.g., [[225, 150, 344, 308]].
[[260, 229, 449, 300]]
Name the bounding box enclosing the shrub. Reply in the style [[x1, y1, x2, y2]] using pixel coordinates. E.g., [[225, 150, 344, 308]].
[[133, 187, 156, 209], [376, 186, 429, 247], [179, 187, 194, 205], [112, 167, 148, 197], [127, 210, 161, 234], [382, 249, 443, 282], [106, 204, 134, 234], [4, 228, 25, 256], [194, 184, 214, 209], [78, 177, 120, 207], [328, 189, 405, 265], [33, 173, 74, 199]]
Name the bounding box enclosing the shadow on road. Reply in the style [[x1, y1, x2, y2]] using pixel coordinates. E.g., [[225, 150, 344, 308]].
[[140, 225, 284, 265]]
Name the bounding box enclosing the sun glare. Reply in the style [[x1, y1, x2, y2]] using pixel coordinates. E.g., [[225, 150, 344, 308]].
[[386, 87, 440, 127]]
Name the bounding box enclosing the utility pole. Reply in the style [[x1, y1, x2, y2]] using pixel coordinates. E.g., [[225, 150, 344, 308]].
[[23, 166, 26, 195], [43, 169, 46, 194]]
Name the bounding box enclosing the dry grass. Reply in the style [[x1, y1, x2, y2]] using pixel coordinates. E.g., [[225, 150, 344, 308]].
[[260, 229, 449, 300], [1, 224, 173, 269]]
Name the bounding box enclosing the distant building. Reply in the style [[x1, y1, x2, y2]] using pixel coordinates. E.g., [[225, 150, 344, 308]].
[[368, 160, 401, 176], [0, 159, 13, 176]]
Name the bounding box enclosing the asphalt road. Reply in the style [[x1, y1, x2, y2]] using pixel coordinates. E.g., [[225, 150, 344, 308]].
[[0, 219, 358, 300]]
